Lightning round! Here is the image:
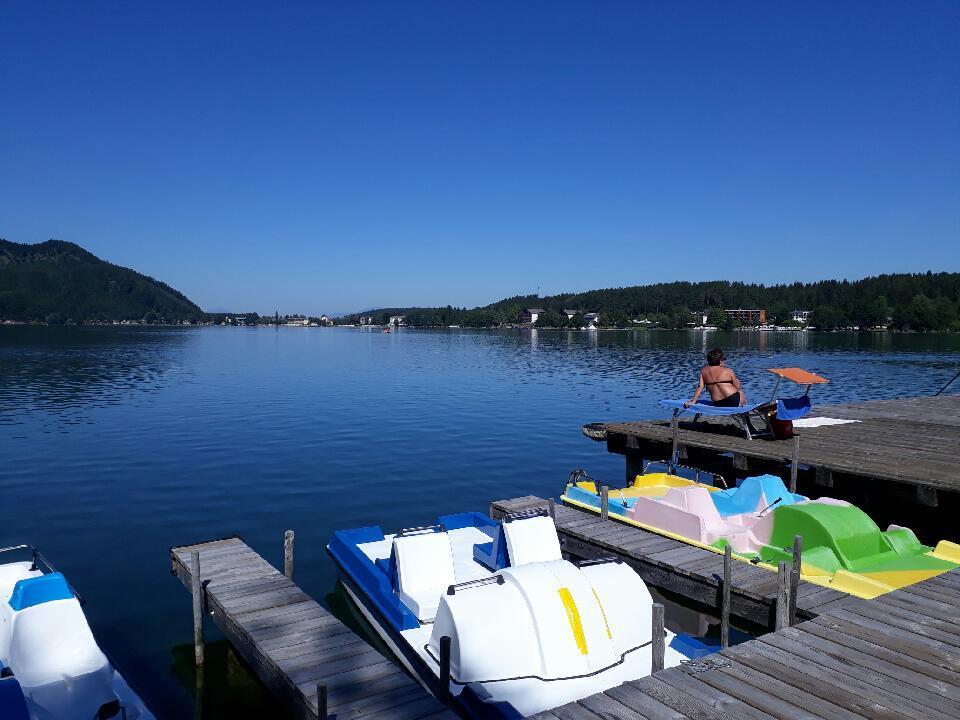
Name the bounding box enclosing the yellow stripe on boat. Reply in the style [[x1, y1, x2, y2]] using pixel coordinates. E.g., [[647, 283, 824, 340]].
[[591, 588, 612, 639], [558, 587, 588, 655]]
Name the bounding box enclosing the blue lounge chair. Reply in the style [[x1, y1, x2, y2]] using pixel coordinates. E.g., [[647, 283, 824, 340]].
[[659, 367, 828, 440]]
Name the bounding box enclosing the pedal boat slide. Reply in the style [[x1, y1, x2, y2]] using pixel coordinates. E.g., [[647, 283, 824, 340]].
[[562, 469, 960, 599], [327, 509, 713, 719]]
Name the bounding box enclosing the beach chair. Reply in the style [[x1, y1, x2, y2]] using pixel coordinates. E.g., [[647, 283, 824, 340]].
[[659, 367, 828, 440]]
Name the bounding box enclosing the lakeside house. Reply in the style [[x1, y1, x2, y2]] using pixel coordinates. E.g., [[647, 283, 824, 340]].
[[519, 308, 544, 324], [389, 315, 406, 327], [792, 309, 812, 324], [320, 315, 333, 326], [359, 316, 374, 326], [560, 309, 578, 321], [583, 312, 600, 328], [284, 314, 309, 326]]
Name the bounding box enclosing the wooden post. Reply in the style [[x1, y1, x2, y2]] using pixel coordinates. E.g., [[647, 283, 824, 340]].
[[439, 635, 452, 703], [626, 451, 644, 484], [600, 485, 609, 521], [651, 603, 665, 672], [775, 561, 789, 631], [193, 664, 204, 720], [284, 530, 295, 580], [721, 545, 731, 649], [789, 535, 802, 626], [789, 435, 800, 494], [190, 550, 204, 667], [670, 414, 679, 473], [547, 497, 555, 520], [316, 682, 327, 720]]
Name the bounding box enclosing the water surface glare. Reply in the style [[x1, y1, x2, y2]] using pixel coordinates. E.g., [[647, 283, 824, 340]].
[[2, 326, 959, 718]]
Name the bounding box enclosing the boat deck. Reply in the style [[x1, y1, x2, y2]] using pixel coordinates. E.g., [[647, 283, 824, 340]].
[[602, 394, 960, 516], [170, 537, 454, 720], [492, 496, 858, 627], [531, 566, 960, 720]]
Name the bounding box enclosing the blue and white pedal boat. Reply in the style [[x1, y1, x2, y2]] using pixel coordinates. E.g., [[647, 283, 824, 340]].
[[328, 509, 701, 719], [0, 545, 154, 720]]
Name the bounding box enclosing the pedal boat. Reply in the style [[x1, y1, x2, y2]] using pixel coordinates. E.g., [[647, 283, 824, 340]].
[[327, 509, 703, 719], [563, 472, 960, 599], [0, 545, 154, 720]]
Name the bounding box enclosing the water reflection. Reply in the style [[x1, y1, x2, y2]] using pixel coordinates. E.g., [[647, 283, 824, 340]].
[[0, 326, 191, 425]]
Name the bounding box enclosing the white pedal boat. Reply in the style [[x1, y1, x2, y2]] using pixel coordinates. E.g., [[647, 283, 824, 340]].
[[0, 545, 154, 720], [328, 509, 703, 719]]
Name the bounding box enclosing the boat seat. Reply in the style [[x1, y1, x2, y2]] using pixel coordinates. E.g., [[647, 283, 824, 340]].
[[502, 514, 562, 567], [393, 531, 455, 623]]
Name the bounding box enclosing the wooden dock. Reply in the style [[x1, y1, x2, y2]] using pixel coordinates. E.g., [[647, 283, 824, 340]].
[[601, 395, 960, 537], [170, 537, 455, 720], [531, 566, 960, 720], [493, 496, 857, 628]]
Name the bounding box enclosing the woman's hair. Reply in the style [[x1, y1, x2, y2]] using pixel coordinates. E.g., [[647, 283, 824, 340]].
[[706, 348, 724, 366]]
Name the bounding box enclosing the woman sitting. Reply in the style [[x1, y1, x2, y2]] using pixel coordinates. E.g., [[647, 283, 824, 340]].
[[686, 348, 747, 407]]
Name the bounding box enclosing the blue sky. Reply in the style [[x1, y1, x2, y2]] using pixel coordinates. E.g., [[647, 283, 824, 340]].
[[2, 2, 958, 315]]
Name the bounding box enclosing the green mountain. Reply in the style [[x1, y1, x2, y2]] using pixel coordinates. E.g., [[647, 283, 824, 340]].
[[0, 239, 203, 323], [338, 273, 960, 331]]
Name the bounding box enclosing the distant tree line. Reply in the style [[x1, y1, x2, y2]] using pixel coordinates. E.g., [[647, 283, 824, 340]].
[[337, 273, 960, 331]]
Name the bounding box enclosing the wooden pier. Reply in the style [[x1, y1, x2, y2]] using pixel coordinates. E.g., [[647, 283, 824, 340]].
[[492, 497, 857, 628], [493, 495, 960, 720], [531, 566, 960, 720], [600, 395, 960, 540], [170, 537, 454, 720]]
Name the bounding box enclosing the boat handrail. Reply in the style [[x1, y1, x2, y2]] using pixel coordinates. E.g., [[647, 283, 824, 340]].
[[502, 508, 549, 523], [396, 524, 447, 538], [0, 543, 85, 605], [574, 557, 623, 568], [642, 459, 729, 489], [446, 575, 506, 596]]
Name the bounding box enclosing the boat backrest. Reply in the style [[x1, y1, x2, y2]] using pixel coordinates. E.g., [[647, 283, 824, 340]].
[[8, 573, 73, 612], [502, 514, 562, 566], [393, 531, 455, 622]]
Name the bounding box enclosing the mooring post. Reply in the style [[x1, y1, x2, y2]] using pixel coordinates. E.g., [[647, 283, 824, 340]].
[[775, 561, 789, 631], [789, 435, 800, 494], [315, 682, 327, 720], [721, 544, 731, 649], [439, 635, 452, 703], [651, 603, 665, 672], [284, 530, 295, 580], [547, 497, 555, 521], [600, 485, 609, 521], [193, 664, 204, 720], [190, 550, 204, 667], [670, 413, 679, 473], [789, 535, 802, 625]]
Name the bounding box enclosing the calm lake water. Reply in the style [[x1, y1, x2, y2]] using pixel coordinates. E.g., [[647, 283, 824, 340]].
[[2, 326, 959, 718]]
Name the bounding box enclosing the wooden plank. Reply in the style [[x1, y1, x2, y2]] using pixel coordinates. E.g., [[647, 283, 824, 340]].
[[655, 669, 777, 720]]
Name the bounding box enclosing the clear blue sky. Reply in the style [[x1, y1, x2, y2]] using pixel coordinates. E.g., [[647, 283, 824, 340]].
[[2, 2, 958, 315]]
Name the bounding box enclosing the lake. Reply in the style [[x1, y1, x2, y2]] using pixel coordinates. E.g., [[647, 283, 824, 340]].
[[2, 326, 959, 718]]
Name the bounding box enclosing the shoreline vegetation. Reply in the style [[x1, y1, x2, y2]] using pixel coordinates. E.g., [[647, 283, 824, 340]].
[[2, 238, 959, 332]]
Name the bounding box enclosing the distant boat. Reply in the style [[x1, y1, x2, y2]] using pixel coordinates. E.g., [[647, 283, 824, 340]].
[[381, 327, 392, 333]]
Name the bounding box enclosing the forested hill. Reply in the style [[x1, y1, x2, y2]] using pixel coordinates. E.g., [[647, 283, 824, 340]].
[[0, 239, 203, 323], [338, 273, 960, 331]]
